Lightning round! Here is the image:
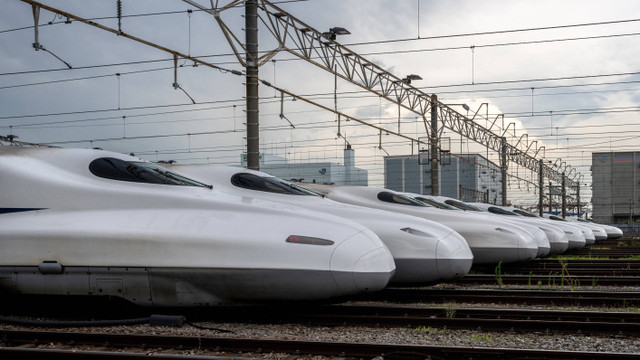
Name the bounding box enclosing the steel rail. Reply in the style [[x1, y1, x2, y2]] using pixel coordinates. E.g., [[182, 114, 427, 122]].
[[0, 329, 637, 360], [0, 347, 237, 360], [470, 266, 640, 276], [356, 288, 640, 307], [173, 304, 640, 336], [452, 274, 640, 286]]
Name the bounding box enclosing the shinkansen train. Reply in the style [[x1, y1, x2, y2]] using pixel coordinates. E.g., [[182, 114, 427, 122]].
[[0, 146, 396, 306], [493, 206, 596, 245], [488, 205, 596, 246], [406, 193, 551, 258], [428, 195, 569, 255], [542, 214, 608, 241], [469, 203, 588, 249], [567, 217, 623, 239], [164, 164, 474, 285], [298, 184, 539, 264]]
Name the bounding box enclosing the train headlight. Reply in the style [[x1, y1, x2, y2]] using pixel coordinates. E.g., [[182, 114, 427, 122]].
[[286, 235, 334, 246], [494, 227, 516, 234], [400, 227, 435, 238]]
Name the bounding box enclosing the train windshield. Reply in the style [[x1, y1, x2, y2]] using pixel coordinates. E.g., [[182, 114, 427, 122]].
[[488, 207, 519, 216], [231, 173, 321, 196], [444, 200, 485, 212], [512, 209, 539, 218], [414, 197, 459, 210], [89, 157, 212, 188], [377, 192, 431, 207]]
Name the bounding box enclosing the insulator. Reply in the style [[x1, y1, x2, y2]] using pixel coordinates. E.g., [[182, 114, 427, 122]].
[[117, 0, 122, 32]]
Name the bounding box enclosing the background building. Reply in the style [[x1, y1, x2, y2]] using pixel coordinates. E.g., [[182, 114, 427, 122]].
[[242, 145, 368, 186], [591, 151, 639, 226], [384, 153, 502, 203]]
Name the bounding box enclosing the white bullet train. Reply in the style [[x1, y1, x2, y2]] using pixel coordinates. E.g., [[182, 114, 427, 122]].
[[498, 206, 596, 246], [406, 193, 551, 258], [542, 214, 608, 241], [429, 196, 569, 255], [163, 164, 474, 285], [488, 205, 596, 246], [0, 146, 396, 306], [567, 217, 624, 239], [298, 184, 539, 265], [469, 203, 588, 249]]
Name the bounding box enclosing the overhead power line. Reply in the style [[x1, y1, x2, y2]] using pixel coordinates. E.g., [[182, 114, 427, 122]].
[[344, 17, 640, 47]]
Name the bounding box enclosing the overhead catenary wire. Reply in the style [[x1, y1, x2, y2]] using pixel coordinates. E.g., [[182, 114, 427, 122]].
[[3, 1, 636, 207]]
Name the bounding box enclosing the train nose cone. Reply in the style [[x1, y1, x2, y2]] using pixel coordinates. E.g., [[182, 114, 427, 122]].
[[435, 232, 474, 281], [518, 232, 539, 261], [539, 227, 569, 255], [534, 231, 551, 258], [352, 247, 396, 291], [566, 230, 586, 249], [583, 229, 596, 245], [591, 228, 607, 241], [330, 230, 395, 295]]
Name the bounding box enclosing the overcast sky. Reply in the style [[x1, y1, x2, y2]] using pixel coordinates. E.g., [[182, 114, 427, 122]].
[[2, 0, 640, 208]]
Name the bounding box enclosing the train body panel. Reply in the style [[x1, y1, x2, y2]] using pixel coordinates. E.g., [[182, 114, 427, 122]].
[[568, 218, 623, 239], [429, 196, 569, 255], [408, 194, 551, 258], [299, 184, 538, 265], [470, 203, 586, 250], [165, 164, 473, 285], [544, 214, 607, 242], [500, 206, 590, 248], [0, 146, 395, 306]]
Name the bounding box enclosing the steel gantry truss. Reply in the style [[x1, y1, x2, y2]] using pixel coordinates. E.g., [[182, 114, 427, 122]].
[[16, 0, 579, 191], [189, 0, 578, 188]]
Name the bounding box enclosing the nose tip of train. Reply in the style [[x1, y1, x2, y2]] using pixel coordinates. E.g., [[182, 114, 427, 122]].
[[534, 232, 551, 258], [435, 232, 474, 281], [567, 231, 586, 249], [330, 231, 395, 295], [541, 227, 569, 255], [351, 247, 397, 291], [517, 232, 540, 261]]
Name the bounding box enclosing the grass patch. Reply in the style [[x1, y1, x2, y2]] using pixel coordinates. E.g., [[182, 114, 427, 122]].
[[546, 255, 610, 260], [415, 326, 444, 335], [471, 333, 494, 344]]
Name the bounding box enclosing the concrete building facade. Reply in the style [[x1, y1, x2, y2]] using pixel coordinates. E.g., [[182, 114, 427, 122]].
[[591, 151, 640, 224], [384, 153, 502, 203], [242, 146, 368, 186]]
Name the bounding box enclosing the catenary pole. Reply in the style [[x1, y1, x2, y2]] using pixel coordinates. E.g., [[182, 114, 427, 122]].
[[539, 159, 544, 216], [245, 0, 260, 170], [430, 94, 439, 196], [501, 137, 508, 206], [561, 172, 566, 218]]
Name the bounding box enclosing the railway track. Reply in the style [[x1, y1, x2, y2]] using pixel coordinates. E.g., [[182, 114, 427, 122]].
[[451, 273, 640, 286], [172, 304, 640, 336], [0, 329, 637, 360], [356, 287, 640, 306], [3, 299, 640, 336], [470, 258, 640, 278]]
